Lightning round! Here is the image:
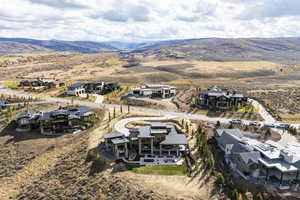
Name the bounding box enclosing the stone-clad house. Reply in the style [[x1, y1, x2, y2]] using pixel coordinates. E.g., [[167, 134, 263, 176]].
[[16, 106, 95, 135], [196, 86, 248, 110], [104, 122, 188, 165]]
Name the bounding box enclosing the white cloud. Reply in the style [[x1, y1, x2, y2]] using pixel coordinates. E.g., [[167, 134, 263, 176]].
[[0, 0, 299, 42]]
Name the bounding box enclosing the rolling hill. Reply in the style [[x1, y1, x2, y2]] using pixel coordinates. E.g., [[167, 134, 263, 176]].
[[1, 37, 300, 64], [0, 38, 118, 54], [131, 37, 300, 64]]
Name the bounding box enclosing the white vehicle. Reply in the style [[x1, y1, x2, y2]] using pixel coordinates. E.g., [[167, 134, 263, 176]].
[[264, 122, 275, 128], [249, 121, 259, 126], [230, 119, 242, 124], [276, 123, 290, 129]]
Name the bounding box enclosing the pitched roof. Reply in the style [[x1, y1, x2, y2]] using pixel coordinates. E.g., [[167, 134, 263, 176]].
[[239, 151, 261, 165], [160, 127, 187, 145], [215, 129, 252, 153]]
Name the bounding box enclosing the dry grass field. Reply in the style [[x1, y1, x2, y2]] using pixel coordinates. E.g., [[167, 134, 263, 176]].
[[0, 52, 287, 84]]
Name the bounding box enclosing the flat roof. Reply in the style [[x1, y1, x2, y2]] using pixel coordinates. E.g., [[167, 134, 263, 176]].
[[138, 126, 154, 138], [259, 158, 298, 172], [145, 84, 175, 88], [111, 138, 129, 144], [151, 129, 168, 134], [254, 143, 281, 160], [104, 133, 124, 139], [150, 122, 167, 128]]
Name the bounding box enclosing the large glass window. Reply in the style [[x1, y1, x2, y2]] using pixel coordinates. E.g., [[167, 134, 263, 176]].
[[18, 118, 29, 125]]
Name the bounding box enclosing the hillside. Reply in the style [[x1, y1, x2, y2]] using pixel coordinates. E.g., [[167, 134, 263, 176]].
[[130, 37, 300, 64], [1, 37, 300, 64], [0, 38, 118, 54]]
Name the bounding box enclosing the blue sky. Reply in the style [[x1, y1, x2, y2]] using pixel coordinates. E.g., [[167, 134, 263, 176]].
[[0, 0, 299, 42]]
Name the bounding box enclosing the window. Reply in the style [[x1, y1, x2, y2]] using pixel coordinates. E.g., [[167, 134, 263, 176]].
[[19, 118, 29, 125]]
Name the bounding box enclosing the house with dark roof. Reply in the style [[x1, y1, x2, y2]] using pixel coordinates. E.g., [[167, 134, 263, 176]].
[[15, 106, 95, 135], [103, 122, 188, 165], [66, 82, 120, 96], [19, 79, 56, 89], [16, 110, 40, 132], [131, 84, 176, 99], [196, 86, 248, 110], [66, 83, 86, 96], [84, 82, 120, 95]]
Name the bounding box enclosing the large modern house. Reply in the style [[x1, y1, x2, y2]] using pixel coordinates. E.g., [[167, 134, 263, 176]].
[[66, 83, 86, 96], [103, 122, 188, 165], [19, 79, 56, 88], [16, 106, 95, 135], [84, 82, 120, 95], [215, 129, 300, 190], [196, 86, 248, 110], [131, 84, 176, 99], [66, 82, 120, 96]]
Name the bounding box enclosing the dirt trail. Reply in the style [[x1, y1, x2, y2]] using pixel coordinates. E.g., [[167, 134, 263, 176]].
[[0, 142, 77, 199]]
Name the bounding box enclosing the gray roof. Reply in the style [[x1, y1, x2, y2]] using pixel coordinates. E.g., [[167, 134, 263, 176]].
[[145, 84, 174, 89], [104, 133, 124, 139], [160, 127, 187, 145], [150, 122, 167, 128], [17, 110, 38, 120], [216, 129, 252, 153], [39, 106, 93, 121], [68, 82, 84, 89], [111, 138, 129, 144], [239, 151, 261, 165], [138, 126, 153, 138], [216, 129, 244, 138], [151, 129, 168, 134]]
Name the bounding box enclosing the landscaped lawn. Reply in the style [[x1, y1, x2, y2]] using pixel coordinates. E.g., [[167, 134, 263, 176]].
[[131, 165, 187, 176]]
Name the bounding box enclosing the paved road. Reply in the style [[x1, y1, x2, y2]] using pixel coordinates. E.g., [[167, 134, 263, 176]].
[[0, 84, 298, 145], [249, 99, 276, 122]]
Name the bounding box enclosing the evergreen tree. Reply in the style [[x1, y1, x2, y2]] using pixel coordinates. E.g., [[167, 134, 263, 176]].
[[120, 105, 123, 114], [255, 193, 264, 200], [216, 120, 221, 128], [113, 107, 116, 118]]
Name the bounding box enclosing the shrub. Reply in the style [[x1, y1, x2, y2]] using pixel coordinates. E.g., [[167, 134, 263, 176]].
[[215, 172, 225, 186]]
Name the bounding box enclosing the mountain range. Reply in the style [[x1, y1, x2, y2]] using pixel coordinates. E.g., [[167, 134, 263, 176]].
[[1, 37, 300, 64]]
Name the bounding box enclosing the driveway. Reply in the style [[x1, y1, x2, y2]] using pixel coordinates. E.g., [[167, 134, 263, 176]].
[[114, 116, 176, 136]]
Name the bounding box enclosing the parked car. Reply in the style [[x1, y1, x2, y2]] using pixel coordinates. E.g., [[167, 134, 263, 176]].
[[276, 123, 290, 129], [230, 119, 242, 124], [264, 122, 275, 128], [249, 121, 259, 126]]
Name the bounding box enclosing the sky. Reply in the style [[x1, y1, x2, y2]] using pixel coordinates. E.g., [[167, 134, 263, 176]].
[[0, 0, 300, 42]]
